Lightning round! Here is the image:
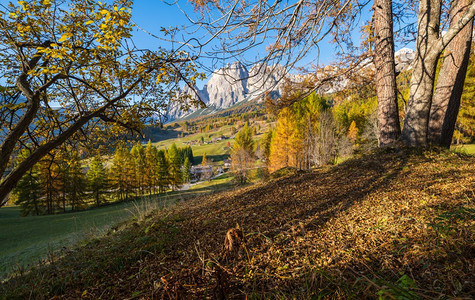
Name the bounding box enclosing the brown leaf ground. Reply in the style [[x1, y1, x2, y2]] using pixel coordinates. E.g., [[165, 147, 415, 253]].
[[2, 149, 474, 299]]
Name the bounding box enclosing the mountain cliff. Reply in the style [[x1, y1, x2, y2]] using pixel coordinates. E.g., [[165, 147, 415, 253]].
[[166, 61, 285, 122], [166, 48, 416, 122]]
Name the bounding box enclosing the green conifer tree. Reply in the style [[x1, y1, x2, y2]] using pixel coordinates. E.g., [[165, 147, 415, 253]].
[[87, 155, 107, 207], [144, 140, 157, 194], [155, 149, 169, 193], [131, 142, 145, 195], [261, 129, 274, 164], [13, 149, 42, 216], [183, 157, 192, 183], [65, 150, 86, 210], [168, 143, 182, 190]]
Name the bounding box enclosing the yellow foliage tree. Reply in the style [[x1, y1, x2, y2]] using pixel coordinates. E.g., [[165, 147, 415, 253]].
[[347, 121, 358, 144], [268, 107, 300, 172], [0, 0, 201, 206]]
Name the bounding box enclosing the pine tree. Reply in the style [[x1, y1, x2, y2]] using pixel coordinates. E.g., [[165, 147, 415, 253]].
[[201, 152, 208, 166], [87, 155, 107, 207], [181, 146, 194, 165], [131, 142, 146, 195], [12, 149, 42, 216], [261, 129, 274, 164], [66, 150, 86, 211], [156, 149, 169, 193], [183, 157, 192, 183], [168, 143, 182, 190], [144, 140, 157, 194], [109, 143, 128, 201]]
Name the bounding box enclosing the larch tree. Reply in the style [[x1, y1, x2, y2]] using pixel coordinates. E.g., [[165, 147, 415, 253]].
[[373, 0, 400, 146], [87, 155, 107, 207], [0, 0, 201, 206], [131, 142, 146, 195], [188, 0, 475, 148], [65, 150, 86, 211], [269, 108, 299, 172], [231, 123, 255, 184], [168, 143, 183, 190], [12, 149, 41, 216], [400, 0, 475, 146], [38, 153, 62, 214], [428, 0, 474, 147], [155, 149, 169, 193], [109, 143, 128, 201], [144, 140, 156, 194]]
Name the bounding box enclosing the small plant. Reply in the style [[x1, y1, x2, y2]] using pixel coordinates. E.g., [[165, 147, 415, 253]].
[[428, 206, 474, 238], [377, 274, 419, 300]]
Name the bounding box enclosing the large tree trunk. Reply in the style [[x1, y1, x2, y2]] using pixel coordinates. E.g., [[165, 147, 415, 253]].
[[402, 0, 475, 146], [401, 0, 442, 146], [373, 0, 401, 146], [428, 0, 473, 147]]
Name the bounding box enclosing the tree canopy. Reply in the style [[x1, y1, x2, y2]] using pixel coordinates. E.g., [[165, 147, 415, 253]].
[[189, 0, 475, 147], [0, 0, 201, 206]]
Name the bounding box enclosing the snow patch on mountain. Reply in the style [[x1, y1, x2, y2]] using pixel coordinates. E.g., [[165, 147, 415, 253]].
[[166, 61, 284, 122]]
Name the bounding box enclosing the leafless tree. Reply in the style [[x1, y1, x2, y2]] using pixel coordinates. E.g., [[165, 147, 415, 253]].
[[312, 111, 339, 165], [187, 0, 475, 147]]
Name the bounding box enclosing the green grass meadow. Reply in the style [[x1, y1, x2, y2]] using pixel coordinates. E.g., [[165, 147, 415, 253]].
[[0, 173, 234, 280], [452, 144, 475, 155]]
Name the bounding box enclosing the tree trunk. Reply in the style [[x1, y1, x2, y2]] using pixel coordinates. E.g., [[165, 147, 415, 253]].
[[401, 0, 442, 146], [428, 0, 473, 147], [402, 0, 475, 146], [373, 0, 401, 146]]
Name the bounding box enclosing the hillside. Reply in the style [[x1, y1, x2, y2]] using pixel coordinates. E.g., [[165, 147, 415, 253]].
[[1, 149, 474, 298]]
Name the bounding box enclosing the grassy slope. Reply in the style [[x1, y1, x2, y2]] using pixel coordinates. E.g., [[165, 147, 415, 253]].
[[1, 149, 474, 299], [0, 174, 234, 281], [452, 143, 475, 155], [152, 123, 268, 165], [0, 204, 132, 278]]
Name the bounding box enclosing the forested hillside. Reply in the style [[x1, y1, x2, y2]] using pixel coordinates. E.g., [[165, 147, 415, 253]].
[[2, 149, 473, 298]]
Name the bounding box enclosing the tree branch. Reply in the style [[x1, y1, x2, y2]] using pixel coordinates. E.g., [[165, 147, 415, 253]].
[[435, 2, 475, 53]]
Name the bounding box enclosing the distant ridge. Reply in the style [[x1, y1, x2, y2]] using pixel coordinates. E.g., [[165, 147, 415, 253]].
[[166, 48, 417, 122]]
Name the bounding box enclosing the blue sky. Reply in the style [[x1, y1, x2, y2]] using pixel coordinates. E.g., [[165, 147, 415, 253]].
[[129, 0, 377, 88]]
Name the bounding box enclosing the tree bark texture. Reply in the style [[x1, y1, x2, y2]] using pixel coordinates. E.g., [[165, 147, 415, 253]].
[[401, 0, 442, 146], [402, 0, 475, 146], [373, 0, 401, 146], [428, 0, 473, 147]]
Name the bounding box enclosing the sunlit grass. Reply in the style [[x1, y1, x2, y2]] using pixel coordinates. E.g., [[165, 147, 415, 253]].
[[0, 172, 236, 280], [452, 144, 475, 155]]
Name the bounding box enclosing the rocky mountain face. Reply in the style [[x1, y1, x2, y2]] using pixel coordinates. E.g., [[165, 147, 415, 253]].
[[166, 61, 285, 122], [166, 84, 209, 121], [206, 61, 249, 109], [394, 48, 415, 73], [166, 48, 417, 122]]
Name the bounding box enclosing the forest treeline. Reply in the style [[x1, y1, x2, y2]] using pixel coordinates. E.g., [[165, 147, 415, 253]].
[[231, 54, 475, 181], [12, 142, 194, 216], [11, 50, 475, 216]]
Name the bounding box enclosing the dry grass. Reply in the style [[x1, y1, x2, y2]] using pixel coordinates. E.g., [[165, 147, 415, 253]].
[[1, 148, 474, 299]]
